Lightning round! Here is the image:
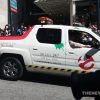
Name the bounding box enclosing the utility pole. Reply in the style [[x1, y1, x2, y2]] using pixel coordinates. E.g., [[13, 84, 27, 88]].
[[97, 0, 100, 30], [8, 0, 11, 25], [70, 0, 72, 25], [8, 0, 14, 35], [70, 0, 77, 26]]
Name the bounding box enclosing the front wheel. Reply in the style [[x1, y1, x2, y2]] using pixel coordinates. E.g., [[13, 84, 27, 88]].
[[0, 57, 24, 81]]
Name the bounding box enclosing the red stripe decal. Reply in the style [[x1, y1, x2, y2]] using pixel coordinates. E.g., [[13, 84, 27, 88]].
[[0, 26, 34, 40]]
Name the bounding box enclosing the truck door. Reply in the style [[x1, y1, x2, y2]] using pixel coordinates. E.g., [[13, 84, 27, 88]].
[[31, 26, 66, 69], [66, 29, 100, 71]]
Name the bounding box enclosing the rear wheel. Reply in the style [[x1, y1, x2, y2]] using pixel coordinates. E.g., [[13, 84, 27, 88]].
[[0, 57, 24, 80]]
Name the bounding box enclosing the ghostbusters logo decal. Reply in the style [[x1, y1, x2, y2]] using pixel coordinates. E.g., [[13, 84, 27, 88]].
[[78, 55, 95, 70]]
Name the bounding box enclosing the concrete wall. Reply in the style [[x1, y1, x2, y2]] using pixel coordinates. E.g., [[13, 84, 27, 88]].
[[0, 0, 8, 29]]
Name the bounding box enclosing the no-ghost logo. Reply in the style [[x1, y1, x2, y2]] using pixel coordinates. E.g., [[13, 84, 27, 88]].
[[78, 55, 94, 70]]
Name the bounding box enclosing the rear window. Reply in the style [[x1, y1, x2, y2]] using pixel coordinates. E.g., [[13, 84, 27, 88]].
[[36, 28, 61, 44]]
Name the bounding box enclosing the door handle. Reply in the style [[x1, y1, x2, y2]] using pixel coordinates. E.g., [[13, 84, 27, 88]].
[[68, 52, 74, 54], [33, 48, 38, 50]]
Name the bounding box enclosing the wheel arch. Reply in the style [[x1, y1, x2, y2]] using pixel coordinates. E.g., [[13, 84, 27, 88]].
[[0, 53, 25, 69]]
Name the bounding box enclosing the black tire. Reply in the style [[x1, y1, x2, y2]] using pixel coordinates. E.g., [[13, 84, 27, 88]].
[[0, 57, 24, 81]]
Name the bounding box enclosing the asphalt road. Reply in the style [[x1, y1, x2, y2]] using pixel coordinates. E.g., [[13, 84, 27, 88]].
[[0, 72, 94, 100]]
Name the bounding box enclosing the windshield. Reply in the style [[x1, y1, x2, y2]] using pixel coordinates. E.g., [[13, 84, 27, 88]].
[[94, 31, 100, 37]]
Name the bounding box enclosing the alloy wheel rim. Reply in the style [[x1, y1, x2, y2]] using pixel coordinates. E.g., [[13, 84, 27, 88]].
[[3, 61, 18, 77]]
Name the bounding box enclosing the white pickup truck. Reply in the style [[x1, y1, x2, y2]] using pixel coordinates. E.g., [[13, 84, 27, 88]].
[[0, 25, 100, 80]]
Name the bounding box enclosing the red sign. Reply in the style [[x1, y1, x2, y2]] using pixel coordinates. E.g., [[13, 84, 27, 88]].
[[10, 7, 17, 13], [78, 55, 94, 70], [10, 0, 18, 13]]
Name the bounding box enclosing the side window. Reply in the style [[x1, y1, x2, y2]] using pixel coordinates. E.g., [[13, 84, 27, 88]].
[[68, 30, 99, 48], [36, 28, 61, 44]]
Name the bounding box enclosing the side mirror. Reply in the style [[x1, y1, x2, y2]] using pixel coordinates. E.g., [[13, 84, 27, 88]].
[[94, 42, 100, 49], [91, 41, 100, 49]]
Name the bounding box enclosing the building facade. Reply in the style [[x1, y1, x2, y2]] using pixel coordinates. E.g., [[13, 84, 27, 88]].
[[0, 0, 8, 29], [73, 0, 98, 27], [0, 0, 99, 29]]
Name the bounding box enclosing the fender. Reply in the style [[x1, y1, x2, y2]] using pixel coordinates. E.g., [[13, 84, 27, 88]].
[[0, 47, 32, 65]]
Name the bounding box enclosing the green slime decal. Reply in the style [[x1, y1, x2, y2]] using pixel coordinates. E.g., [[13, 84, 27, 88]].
[[55, 43, 64, 49]]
